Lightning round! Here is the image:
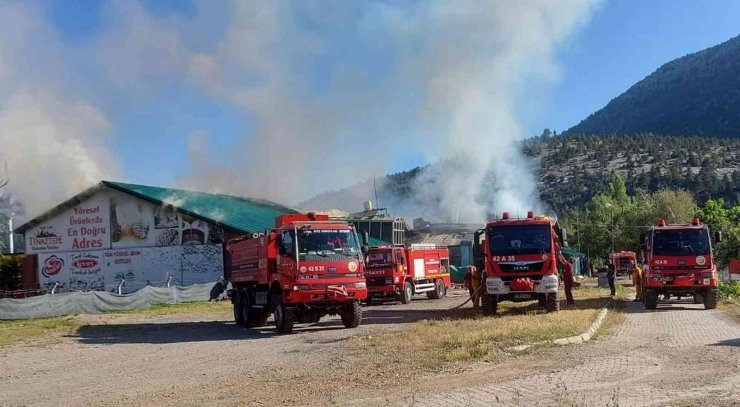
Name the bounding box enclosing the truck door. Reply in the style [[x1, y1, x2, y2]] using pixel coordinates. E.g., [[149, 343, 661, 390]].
[[394, 248, 406, 274]]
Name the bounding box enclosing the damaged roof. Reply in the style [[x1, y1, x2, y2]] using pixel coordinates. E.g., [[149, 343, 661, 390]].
[[15, 181, 298, 234]]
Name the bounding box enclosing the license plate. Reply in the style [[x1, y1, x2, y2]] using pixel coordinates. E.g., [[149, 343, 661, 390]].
[[675, 278, 693, 286], [513, 294, 530, 299]]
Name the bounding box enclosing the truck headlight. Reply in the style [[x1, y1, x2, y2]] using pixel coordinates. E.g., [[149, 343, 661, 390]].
[[355, 282, 367, 289], [292, 284, 310, 291]]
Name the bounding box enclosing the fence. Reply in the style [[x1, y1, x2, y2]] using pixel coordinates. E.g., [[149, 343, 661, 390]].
[[0, 281, 222, 320]]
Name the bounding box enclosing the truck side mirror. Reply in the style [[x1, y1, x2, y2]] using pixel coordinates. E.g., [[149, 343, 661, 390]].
[[715, 231, 722, 243], [361, 244, 369, 255]]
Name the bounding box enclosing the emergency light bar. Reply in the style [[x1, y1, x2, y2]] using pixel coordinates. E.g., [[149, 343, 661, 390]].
[[692, 217, 701, 226], [658, 218, 666, 227]]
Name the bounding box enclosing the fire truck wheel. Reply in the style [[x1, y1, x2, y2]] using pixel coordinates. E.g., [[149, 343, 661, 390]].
[[644, 289, 658, 310], [274, 297, 295, 334], [341, 301, 362, 328], [545, 292, 559, 313], [400, 281, 413, 304], [427, 279, 446, 300], [233, 292, 245, 326], [703, 288, 718, 309], [242, 290, 257, 328], [482, 294, 498, 315], [537, 294, 546, 307]]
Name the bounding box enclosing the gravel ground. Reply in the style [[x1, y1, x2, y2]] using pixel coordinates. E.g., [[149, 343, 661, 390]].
[[1, 286, 738, 407]]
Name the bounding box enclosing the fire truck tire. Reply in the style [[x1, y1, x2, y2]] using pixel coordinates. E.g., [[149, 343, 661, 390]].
[[644, 289, 658, 310], [242, 290, 257, 328], [482, 294, 498, 315], [537, 294, 546, 307], [703, 288, 718, 309], [400, 282, 413, 304], [545, 292, 559, 313], [341, 301, 362, 328], [274, 297, 295, 334], [427, 279, 446, 300], [233, 292, 245, 326]]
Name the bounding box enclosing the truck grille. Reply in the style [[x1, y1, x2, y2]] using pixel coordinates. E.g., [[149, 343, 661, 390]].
[[498, 261, 545, 272], [367, 277, 388, 287]]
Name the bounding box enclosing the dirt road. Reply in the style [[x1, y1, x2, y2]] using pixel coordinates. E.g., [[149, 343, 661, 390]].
[[0, 291, 470, 407], [1, 289, 738, 406], [402, 299, 740, 406]]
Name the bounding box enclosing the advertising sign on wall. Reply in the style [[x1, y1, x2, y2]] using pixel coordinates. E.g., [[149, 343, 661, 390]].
[[26, 194, 111, 254], [26, 188, 224, 254], [39, 245, 223, 294]]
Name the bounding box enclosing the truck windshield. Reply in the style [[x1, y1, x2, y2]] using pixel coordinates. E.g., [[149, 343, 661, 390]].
[[367, 250, 392, 267], [616, 257, 634, 268], [298, 229, 360, 256], [652, 229, 710, 256], [489, 224, 551, 255]]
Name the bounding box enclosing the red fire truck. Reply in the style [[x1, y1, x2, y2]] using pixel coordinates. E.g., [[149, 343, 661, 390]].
[[611, 250, 637, 277], [226, 213, 368, 333], [364, 245, 450, 304], [640, 217, 720, 310], [476, 211, 561, 314]]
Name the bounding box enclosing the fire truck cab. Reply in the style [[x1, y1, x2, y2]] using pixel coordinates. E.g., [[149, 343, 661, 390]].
[[478, 211, 561, 314], [641, 217, 720, 310], [364, 245, 450, 304], [226, 213, 367, 333]]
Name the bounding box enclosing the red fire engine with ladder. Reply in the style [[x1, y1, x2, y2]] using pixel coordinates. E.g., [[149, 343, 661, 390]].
[[226, 213, 368, 333], [640, 217, 721, 310], [364, 245, 450, 304]]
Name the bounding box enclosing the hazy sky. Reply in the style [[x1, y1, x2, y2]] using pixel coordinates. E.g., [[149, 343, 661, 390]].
[[2, 0, 739, 216]]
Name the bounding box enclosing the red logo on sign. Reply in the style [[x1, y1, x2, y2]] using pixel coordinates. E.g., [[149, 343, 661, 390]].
[[42, 255, 64, 278], [73, 259, 98, 268]]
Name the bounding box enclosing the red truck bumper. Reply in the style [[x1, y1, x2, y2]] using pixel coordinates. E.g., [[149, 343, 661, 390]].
[[285, 287, 367, 303], [368, 284, 400, 297]]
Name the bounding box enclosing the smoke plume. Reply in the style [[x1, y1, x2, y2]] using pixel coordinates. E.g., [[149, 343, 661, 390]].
[[0, 1, 597, 223]]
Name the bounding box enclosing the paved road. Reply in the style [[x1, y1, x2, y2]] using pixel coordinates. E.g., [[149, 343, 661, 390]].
[[415, 300, 740, 406]]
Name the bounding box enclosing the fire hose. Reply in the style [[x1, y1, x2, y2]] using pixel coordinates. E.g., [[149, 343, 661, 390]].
[[450, 284, 484, 310]]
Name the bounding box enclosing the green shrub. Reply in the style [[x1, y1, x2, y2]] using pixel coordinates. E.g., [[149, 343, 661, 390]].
[[718, 281, 740, 301], [0, 255, 23, 291]]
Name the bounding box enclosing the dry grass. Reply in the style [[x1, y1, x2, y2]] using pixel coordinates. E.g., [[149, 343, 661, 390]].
[[0, 316, 78, 348], [718, 299, 740, 320], [350, 287, 612, 373]]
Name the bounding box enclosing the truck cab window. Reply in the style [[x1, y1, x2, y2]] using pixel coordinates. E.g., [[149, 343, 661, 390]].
[[282, 231, 294, 257]]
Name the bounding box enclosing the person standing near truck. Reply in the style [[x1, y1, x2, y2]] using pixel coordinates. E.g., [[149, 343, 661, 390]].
[[632, 264, 643, 302], [607, 259, 616, 297], [557, 253, 575, 305], [464, 266, 482, 307]]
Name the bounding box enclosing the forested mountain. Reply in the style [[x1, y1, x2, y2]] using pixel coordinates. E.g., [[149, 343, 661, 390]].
[[566, 35, 740, 138], [301, 134, 740, 216]]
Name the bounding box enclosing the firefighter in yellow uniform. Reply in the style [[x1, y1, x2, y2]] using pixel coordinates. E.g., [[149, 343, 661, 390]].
[[632, 264, 643, 302]]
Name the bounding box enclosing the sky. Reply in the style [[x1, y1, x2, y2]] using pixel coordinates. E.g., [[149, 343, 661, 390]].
[[2, 0, 739, 219]]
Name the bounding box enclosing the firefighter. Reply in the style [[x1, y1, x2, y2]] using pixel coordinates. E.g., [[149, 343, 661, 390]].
[[607, 260, 616, 296], [558, 252, 575, 305], [464, 266, 482, 307], [632, 264, 643, 302]]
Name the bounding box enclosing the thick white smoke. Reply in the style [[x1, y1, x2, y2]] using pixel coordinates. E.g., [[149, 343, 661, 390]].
[[0, 0, 597, 223], [0, 3, 121, 218], [182, 1, 597, 221]]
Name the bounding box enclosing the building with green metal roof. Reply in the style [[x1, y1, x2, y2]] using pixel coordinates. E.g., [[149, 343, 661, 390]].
[[14, 181, 299, 293]]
